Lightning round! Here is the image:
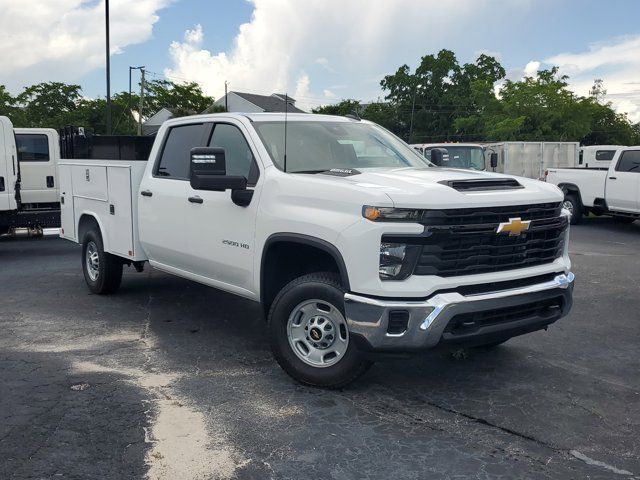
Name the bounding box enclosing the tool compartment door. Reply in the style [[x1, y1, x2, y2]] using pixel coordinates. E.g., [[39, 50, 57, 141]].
[[58, 164, 76, 240], [106, 166, 134, 258]]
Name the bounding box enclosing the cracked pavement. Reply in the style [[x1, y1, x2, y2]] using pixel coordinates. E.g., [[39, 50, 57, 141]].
[[1, 218, 639, 479]]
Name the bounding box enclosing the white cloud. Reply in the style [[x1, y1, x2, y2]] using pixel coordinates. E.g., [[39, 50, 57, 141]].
[[545, 35, 640, 123], [164, 0, 530, 108], [523, 60, 541, 77], [0, 0, 168, 92]]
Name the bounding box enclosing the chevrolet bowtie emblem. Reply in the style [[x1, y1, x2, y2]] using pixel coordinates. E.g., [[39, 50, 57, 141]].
[[496, 217, 531, 236]]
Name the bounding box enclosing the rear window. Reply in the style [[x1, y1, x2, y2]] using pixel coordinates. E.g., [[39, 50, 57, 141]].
[[595, 150, 615, 161], [616, 151, 640, 173], [16, 134, 49, 162], [155, 124, 207, 180]]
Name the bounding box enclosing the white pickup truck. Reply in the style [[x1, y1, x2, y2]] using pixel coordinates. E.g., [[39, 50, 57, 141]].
[[546, 147, 640, 224], [59, 113, 574, 387]]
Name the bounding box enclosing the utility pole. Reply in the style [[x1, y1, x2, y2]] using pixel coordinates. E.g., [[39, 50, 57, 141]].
[[129, 66, 144, 133], [138, 69, 145, 136], [224, 81, 228, 112], [408, 83, 422, 143], [105, 0, 112, 135]]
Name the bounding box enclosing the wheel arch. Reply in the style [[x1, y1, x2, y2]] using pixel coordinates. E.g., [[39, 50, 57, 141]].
[[260, 233, 351, 312], [77, 212, 109, 250], [557, 183, 583, 206]]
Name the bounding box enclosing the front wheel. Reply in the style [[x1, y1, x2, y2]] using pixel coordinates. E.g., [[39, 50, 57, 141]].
[[268, 273, 372, 388], [82, 229, 123, 294]]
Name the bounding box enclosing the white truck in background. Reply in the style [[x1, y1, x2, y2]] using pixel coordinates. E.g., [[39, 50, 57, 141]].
[[546, 147, 640, 224], [0, 116, 60, 236], [412, 142, 579, 180], [60, 112, 574, 388], [577, 145, 626, 169]]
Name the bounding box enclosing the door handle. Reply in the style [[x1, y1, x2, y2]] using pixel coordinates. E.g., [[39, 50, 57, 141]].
[[188, 196, 203, 204], [141, 190, 153, 197], [609, 177, 617, 180]]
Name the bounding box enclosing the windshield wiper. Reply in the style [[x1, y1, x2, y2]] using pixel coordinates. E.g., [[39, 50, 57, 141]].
[[289, 169, 327, 174]]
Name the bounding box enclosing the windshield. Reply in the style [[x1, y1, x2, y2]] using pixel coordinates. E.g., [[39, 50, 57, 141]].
[[253, 121, 431, 172], [425, 146, 485, 170]]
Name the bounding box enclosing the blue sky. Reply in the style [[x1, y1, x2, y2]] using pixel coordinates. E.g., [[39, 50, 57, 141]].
[[1, 0, 640, 120]]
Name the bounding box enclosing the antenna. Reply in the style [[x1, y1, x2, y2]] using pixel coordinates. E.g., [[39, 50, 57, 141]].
[[283, 93, 288, 172]]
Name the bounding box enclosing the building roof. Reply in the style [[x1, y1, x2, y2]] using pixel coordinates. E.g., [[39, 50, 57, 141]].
[[232, 91, 305, 113]]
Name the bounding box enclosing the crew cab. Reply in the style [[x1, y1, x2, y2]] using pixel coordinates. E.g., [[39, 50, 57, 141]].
[[546, 147, 640, 224], [59, 113, 574, 387]]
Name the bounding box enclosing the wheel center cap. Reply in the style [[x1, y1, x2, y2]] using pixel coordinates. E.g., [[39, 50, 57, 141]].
[[309, 327, 322, 341]]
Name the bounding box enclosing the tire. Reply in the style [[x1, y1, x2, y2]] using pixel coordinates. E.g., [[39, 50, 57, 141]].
[[268, 273, 372, 388], [82, 228, 123, 294], [613, 216, 636, 224], [563, 194, 582, 225]]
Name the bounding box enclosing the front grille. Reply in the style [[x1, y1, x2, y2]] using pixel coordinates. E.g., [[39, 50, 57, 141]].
[[419, 202, 562, 226], [385, 202, 566, 278], [445, 296, 564, 336]]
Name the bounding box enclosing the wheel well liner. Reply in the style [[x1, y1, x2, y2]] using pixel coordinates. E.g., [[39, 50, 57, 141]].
[[260, 233, 350, 308]]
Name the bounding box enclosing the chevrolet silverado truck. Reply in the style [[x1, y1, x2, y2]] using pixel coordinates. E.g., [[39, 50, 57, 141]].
[[546, 147, 639, 224], [59, 113, 574, 387]]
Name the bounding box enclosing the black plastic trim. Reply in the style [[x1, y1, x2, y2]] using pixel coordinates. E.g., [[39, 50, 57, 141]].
[[260, 233, 351, 304]]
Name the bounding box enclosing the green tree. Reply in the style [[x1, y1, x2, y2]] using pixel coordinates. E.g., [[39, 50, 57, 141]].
[[144, 79, 214, 117], [312, 99, 362, 116], [0, 85, 25, 125], [16, 82, 83, 128]]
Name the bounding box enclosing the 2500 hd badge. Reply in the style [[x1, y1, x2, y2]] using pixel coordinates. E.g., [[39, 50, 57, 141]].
[[222, 239, 250, 250]]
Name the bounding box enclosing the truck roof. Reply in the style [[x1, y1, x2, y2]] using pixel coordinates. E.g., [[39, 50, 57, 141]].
[[164, 112, 364, 125]]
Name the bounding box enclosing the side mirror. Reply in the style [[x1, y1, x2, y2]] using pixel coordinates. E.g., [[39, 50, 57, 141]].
[[190, 147, 247, 192], [490, 152, 498, 169], [430, 148, 449, 166]]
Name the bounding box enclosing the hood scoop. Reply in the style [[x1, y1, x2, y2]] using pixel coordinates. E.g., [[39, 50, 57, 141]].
[[439, 178, 523, 192]]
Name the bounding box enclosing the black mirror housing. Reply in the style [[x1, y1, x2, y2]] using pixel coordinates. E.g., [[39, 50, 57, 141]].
[[430, 148, 449, 166], [490, 152, 498, 169], [190, 147, 247, 191]]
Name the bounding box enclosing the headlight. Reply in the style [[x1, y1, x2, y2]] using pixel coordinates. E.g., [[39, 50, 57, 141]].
[[363, 206, 422, 222], [379, 242, 420, 280]]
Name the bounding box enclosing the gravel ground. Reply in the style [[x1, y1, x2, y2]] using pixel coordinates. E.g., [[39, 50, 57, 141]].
[[1, 218, 639, 480]]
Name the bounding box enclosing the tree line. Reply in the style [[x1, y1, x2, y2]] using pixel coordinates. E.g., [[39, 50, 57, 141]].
[[314, 50, 640, 146], [0, 79, 216, 135], [1, 49, 638, 144]]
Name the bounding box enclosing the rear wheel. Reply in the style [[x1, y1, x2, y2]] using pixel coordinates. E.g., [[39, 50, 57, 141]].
[[268, 273, 372, 388], [82, 229, 123, 294], [563, 194, 582, 225]]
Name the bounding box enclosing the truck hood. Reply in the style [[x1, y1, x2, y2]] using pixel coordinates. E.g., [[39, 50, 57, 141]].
[[318, 167, 563, 208]]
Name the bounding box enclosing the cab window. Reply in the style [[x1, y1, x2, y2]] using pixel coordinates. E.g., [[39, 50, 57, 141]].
[[616, 151, 640, 173], [208, 123, 259, 185], [155, 123, 207, 180], [16, 134, 49, 162]]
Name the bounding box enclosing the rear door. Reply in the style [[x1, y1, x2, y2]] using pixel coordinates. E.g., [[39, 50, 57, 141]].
[[606, 150, 640, 213], [138, 122, 209, 270]]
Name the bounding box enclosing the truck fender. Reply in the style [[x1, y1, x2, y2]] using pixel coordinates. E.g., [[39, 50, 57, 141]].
[[557, 183, 583, 206], [77, 211, 110, 252], [260, 233, 351, 305]]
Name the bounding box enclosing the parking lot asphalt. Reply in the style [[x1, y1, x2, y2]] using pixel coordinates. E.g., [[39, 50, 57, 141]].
[[1, 219, 639, 480]]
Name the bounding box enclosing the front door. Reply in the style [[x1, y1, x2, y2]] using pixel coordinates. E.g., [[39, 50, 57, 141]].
[[184, 120, 262, 298], [606, 150, 640, 212], [138, 122, 209, 270]]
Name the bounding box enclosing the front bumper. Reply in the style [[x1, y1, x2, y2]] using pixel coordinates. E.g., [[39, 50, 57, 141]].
[[344, 272, 574, 352]]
